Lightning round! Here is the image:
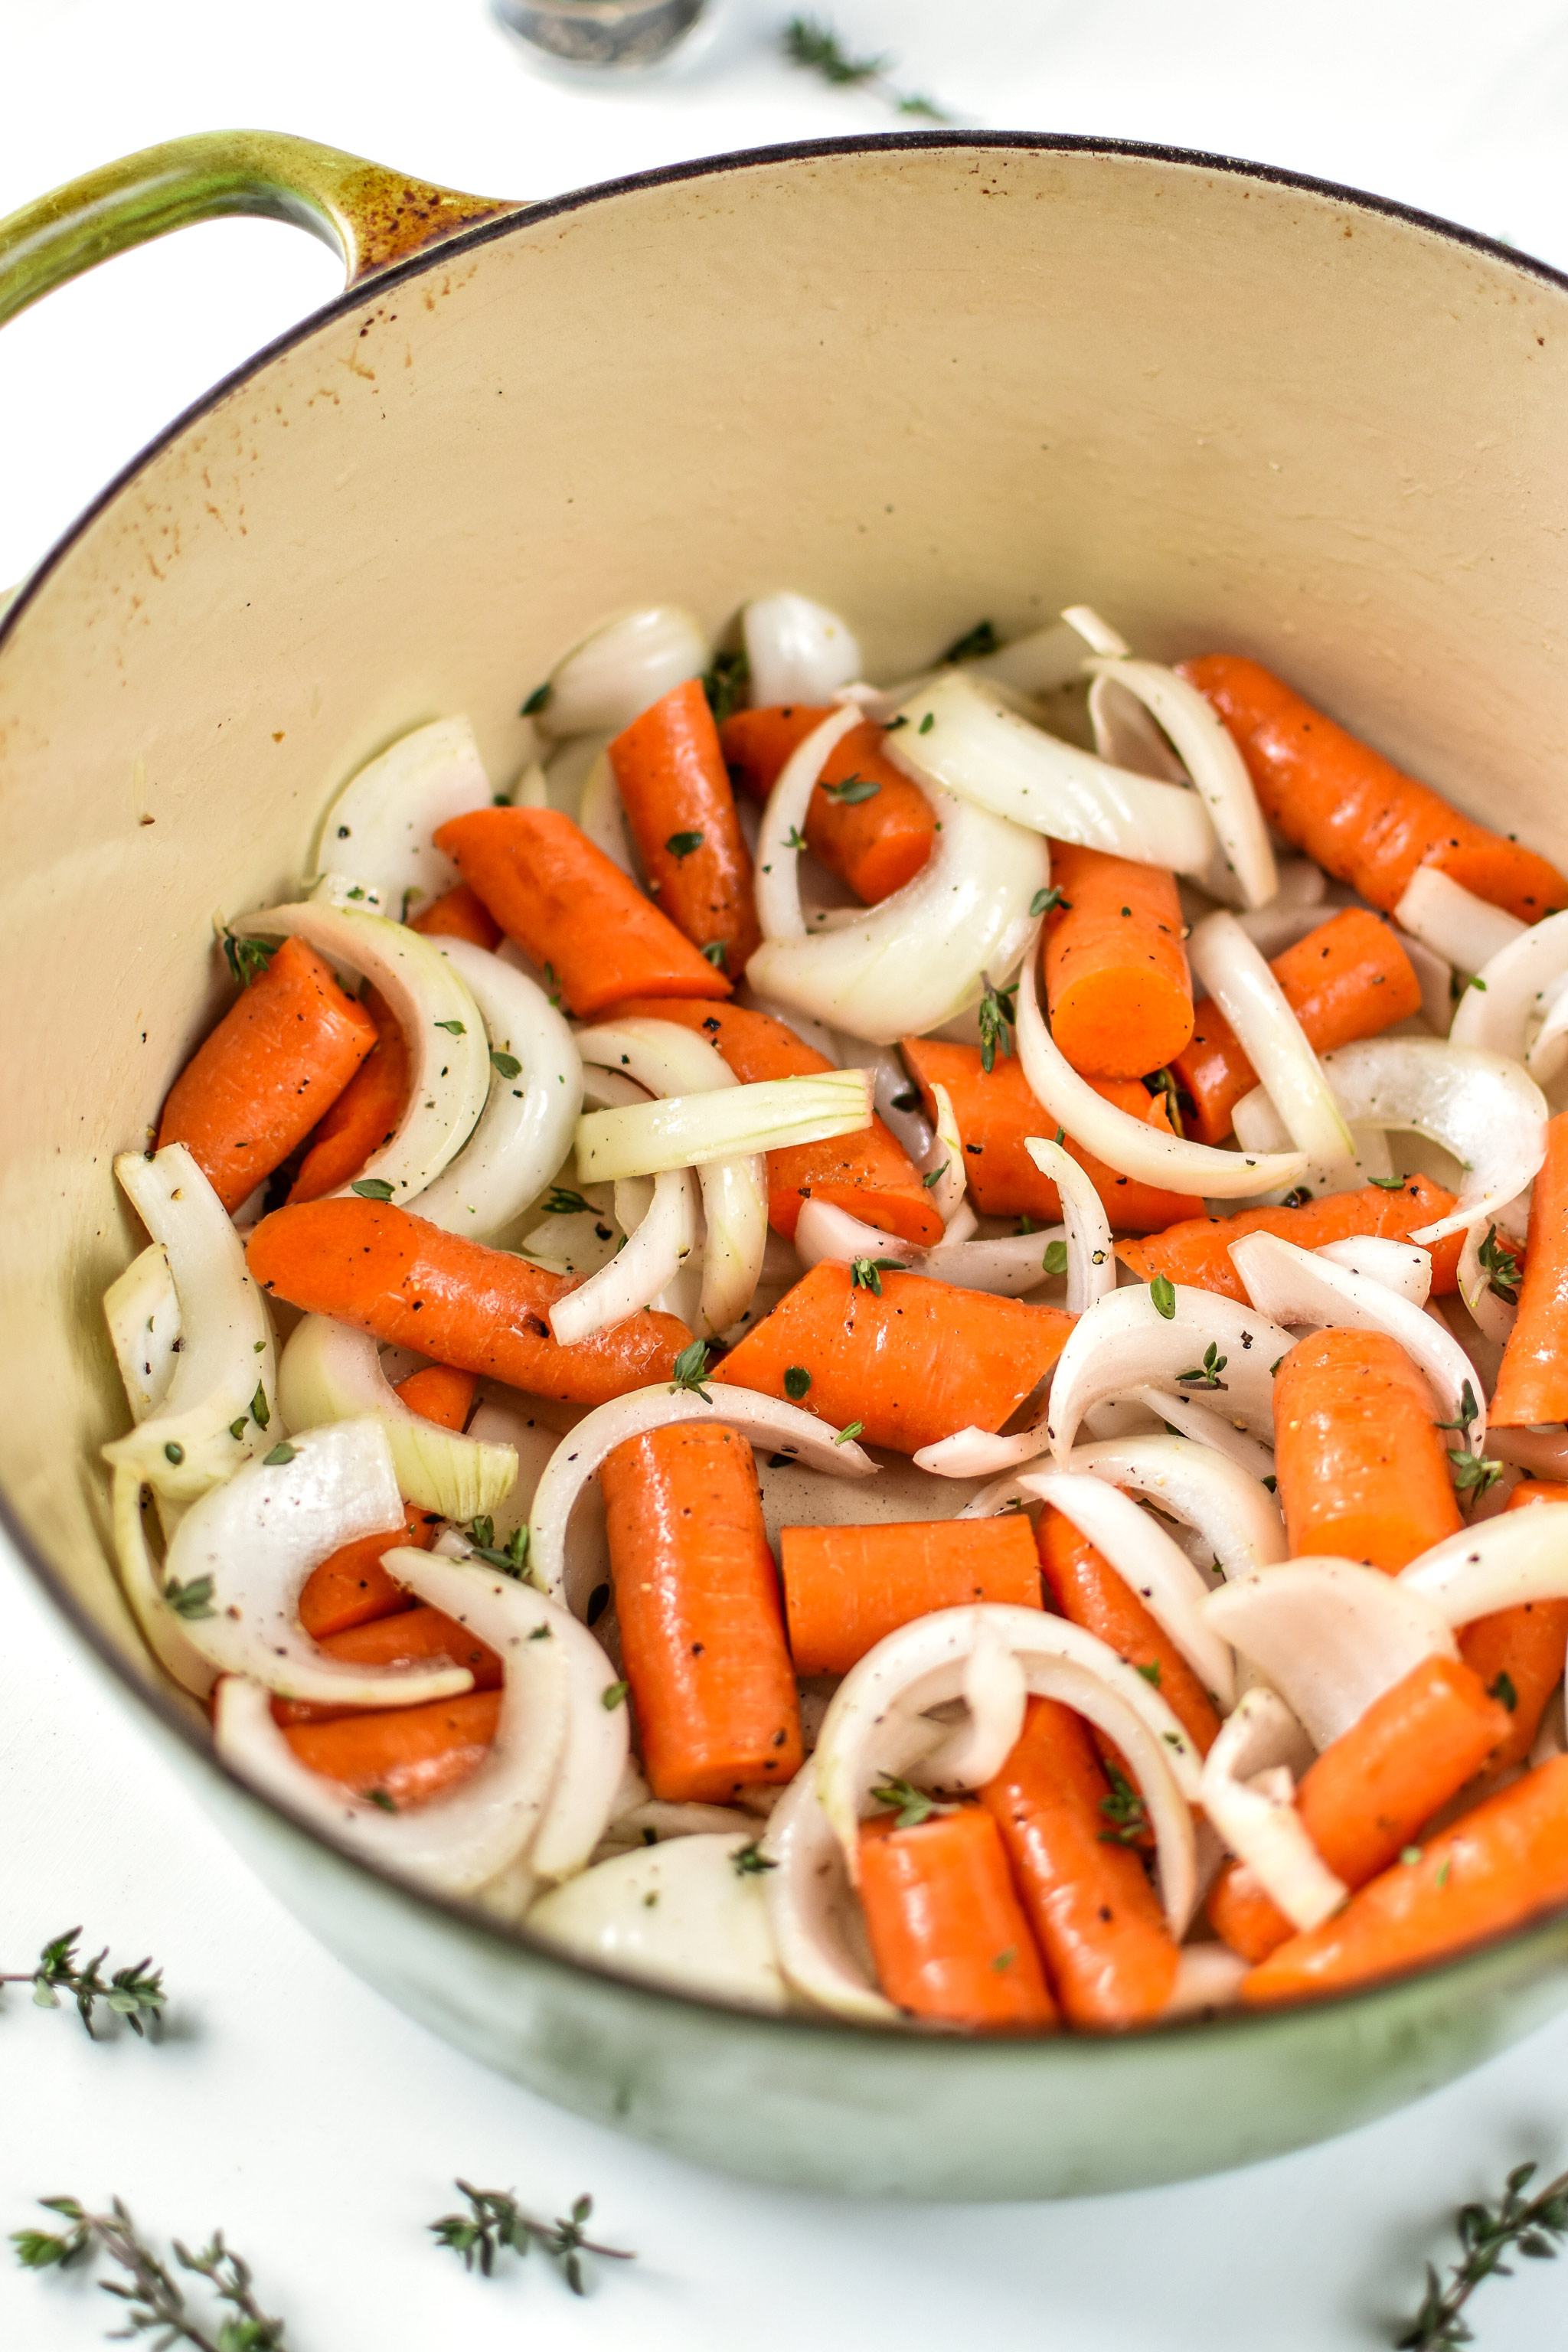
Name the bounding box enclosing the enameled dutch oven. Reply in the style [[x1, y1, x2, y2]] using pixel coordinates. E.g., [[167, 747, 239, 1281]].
[[4, 127, 1568, 2200]]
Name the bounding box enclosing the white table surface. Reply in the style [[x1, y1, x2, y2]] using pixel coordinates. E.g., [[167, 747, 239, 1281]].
[[6, 4, 1568, 2344]]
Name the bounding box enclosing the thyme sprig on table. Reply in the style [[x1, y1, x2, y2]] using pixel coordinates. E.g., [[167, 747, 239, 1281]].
[[13, 2197, 287, 2348], [430, 2183, 633, 2295], [781, 15, 949, 122], [1, 1929, 165, 2039], [1395, 2158, 1568, 2347]]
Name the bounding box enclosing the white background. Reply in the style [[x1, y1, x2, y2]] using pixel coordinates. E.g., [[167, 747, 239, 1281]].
[[5, 3, 1568, 2345]]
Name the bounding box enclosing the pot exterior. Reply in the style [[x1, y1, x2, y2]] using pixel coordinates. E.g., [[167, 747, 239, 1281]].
[[5, 136, 1568, 2196]]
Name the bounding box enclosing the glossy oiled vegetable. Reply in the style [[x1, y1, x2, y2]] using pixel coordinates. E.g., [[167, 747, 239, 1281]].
[[1116, 1175, 1468, 1302], [1491, 1110, 1568, 1429], [297, 1504, 433, 1639], [1273, 1328, 1463, 1571], [282, 1687, 503, 1808], [247, 1197, 693, 1404], [158, 935, 378, 1213], [1182, 655, 1568, 921], [1458, 1478, 1568, 1773], [407, 880, 502, 949], [1037, 1506, 1221, 1756], [609, 678, 760, 973], [272, 1600, 505, 1726], [719, 1261, 1074, 1454], [780, 1516, 1041, 1674], [857, 1805, 1057, 2029], [1043, 841, 1194, 1080], [289, 986, 407, 1204], [720, 703, 936, 903], [601, 1419, 801, 1803]]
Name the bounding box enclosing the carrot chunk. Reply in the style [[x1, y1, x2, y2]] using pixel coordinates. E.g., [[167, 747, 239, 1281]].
[[609, 679, 760, 974], [297, 1504, 435, 1639], [858, 1806, 1057, 2028], [390, 1362, 476, 1433], [288, 985, 409, 1204], [1117, 1175, 1472, 1302], [1273, 1327, 1462, 1570], [283, 1687, 501, 1809], [780, 1517, 1041, 1674], [1491, 1112, 1568, 1429], [1037, 1506, 1221, 1756], [1044, 841, 1194, 1080], [1458, 1478, 1568, 1772], [720, 704, 936, 903], [273, 1602, 505, 1726], [408, 882, 503, 949]]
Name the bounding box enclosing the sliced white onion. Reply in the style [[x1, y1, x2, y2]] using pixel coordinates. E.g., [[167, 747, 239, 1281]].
[[276, 1314, 516, 1519], [922, 1080, 968, 1227], [1204, 1557, 1458, 1748], [755, 704, 874, 942], [1317, 1037, 1549, 1247], [914, 1614, 1029, 1787], [916, 1425, 1050, 1481], [1315, 1235, 1433, 1306], [234, 903, 490, 1207], [1060, 605, 1130, 659], [575, 748, 636, 876], [749, 780, 1050, 1046], [1086, 659, 1276, 910], [1021, 1133, 1114, 1314], [1015, 954, 1307, 1198], [165, 1419, 471, 1704], [410, 939, 582, 1238], [1528, 979, 1568, 1083], [1229, 1081, 1396, 1194], [531, 1831, 788, 2011], [1393, 924, 1455, 1038], [795, 1195, 1063, 1303], [1189, 910, 1354, 1169], [547, 1168, 697, 1345], [1235, 901, 1343, 959], [1067, 1432, 1288, 1579], [743, 593, 862, 707], [103, 1242, 179, 1423], [103, 1147, 278, 1503], [528, 1381, 874, 1609], [1046, 1281, 1297, 1461], [111, 1465, 217, 1700], [760, 1769, 897, 2021], [1229, 1230, 1479, 1437], [1449, 907, 1568, 1085], [1129, 1387, 1277, 1480], [1456, 1220, 1517, 1346], [1019, 1469, 1236, 1706], [1400, 1505, 1568, 1625], [1393, 867, 1526, 977], [813, 1604, 1200, 1932], [537, 606, 709, 740], [963, 617, 1088, 697], [1161, 1945, 1250, 2019], [306, 716, 491, 916], [575, 1069, 873, 1182], [885, 670, 1217, 876], [511, 762, 550, 812], [1199, 1687, 1346, 1932]]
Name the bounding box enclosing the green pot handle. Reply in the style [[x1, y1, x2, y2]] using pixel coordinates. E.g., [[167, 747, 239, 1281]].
[[0, 129, 522, 331]]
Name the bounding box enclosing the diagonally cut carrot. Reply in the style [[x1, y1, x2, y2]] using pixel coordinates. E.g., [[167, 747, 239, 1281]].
[[1273, 1327, 1462, 1572], [289, 985, 409, 1204], [780, 1517, 1041, 1674], [1116, 1176, 1473, 1303], [609, 679, 760, 973], [858, 1805, 1057, 2028], [1044, 841, 1193, 1080], [1037, 1505, 1221, 1756], [1491, 1111, 1568, 1429], [720, 704, 935, 903]]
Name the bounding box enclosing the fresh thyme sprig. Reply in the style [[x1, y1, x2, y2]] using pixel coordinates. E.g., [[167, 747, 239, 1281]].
[[669, 1338, 714, 1401], [869, 1775, 957, 1829], [850, 1255, 906, 1297], [430, 2183, 633, 2295], [781, 15, 949, 122], [977, 978, 1018, 1075], [1174, 1342, 1228, 1391], [465, 1515, 532, 1579], [219, 930, 275, 990], [703, 647, 749, 725], [1097, 1762, 1149, 1847], [13, 2197, 287, 2349], [1395, 2158, 1568, 2348], [1, 1929, 165, 2039], [1477, 1223, 1522, 1305]]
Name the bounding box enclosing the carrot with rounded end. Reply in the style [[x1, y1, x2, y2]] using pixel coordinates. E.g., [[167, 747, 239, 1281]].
[[283, 1688, 502, 1809], [606, 995, 942, 1245], [1181, 655, 1568, 921], [720, 704, 936, 903], [1274, 1328, 1462, 1571], [978, 1695, 1178, 2027], [1037, 1505, 1221, 1756], [1458, 1478, 1568, 1773], [1209, 1654, 1513, 1962], [1491, 1112, 1568, 1429], [158, 935, 378, 1214], [408, 882, 502, 949], [1242, 1753, 1568, 2005], [602, 1420, 801, 1803], [1208, 1864, 1295, 1965], [780, 1517, 1041, 1674], [433, 807, 730, 1018], [718, 1261, 1074, 1455], [609, 679, 760, 974], [287, 985, 407, 1204], [391, 1362, 477, 1432], [1171, 908, 1420, 1145], [247, 1197, 693, 1405], [899, 1037, 1204, 1234], [858, 1805, 1057, 2028], [273, 1602, 505, 1726], [297, 1504, 436, 1639], [1117, 1175, 1472, 1303], [1044, 841, 1193, 1080]]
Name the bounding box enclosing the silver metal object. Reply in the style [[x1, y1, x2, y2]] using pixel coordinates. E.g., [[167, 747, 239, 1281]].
[[492, 0, 712, 77]]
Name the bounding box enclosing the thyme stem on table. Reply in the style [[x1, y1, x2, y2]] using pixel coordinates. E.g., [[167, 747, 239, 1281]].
[[430, 2183, 634, 2295], [781, 15, 950, 122], [0, 1929, 165, 2038], [13, 2197, 287, 2349], [1395, 2158, 1568, 2348]]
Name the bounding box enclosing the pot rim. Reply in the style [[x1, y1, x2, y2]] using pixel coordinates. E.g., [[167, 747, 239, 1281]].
[[7, 124, 1568, 2059]]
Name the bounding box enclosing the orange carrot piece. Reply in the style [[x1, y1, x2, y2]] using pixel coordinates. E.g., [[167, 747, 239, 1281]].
[[1181, 655, 1568, 920], [601, 1420, 801, 1803], [1044, 841, 1194, 1080], [606, 995, 942, 1245], [780, 1517, 1041, 1674], [247, 1197, 692, 1405], [979, 1695, 1178, 2027], [1170, 908, 1421, 1145], [272, 1602, 505, 1726], [719, 1261, 1073, 1455], [609, 678, 760, 975], [1458, 1478, 1568, 1772], [858, 1806, 1057, 2029], [1491, 1111, 1568, 1428], [408, 882, 503, 949], [283, 1687, 502, 1809], [157, 935, 378, 1214], [1207, 1864, 1295, 1965], [287, 985, 409, 1205], [1242, 1753, 1568, 2006], [433, 807, 730, 1018], [1037, 1505, 1222, 1756], [1274, 1328, 1462, 1572], [391, 1362, 476, 1432], [720, 704, 936, 903], [899, 1037, 1204, 1234], [1116, 1175, 1471, 1302], [297, 1504, 436, 1639]]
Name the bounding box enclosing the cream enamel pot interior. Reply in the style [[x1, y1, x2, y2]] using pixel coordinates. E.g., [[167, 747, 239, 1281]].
[[3, 128, 1568, 2200]]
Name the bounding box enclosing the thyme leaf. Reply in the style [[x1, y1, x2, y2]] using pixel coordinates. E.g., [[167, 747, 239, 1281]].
[[1395, 2158, 1568, 2348], [430, 2182, 633, 2295]]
